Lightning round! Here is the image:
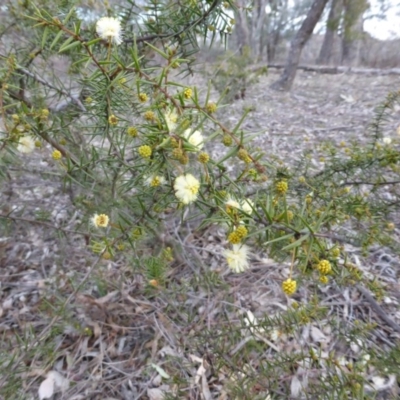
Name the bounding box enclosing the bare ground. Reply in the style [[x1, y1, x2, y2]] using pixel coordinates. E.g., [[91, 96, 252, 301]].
[[1, 70, 400, 399]]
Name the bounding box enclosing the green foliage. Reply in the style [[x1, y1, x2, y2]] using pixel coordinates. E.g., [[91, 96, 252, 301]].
[[209, 46, 268, 102]]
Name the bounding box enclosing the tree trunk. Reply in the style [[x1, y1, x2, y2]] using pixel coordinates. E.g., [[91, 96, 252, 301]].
[[341, 0, 369, 66], [270, 0, 329, 91], [266, 1, 288, 63], [316, 0, 343, 65], [234, 0, 251, 55], [250, 0, 268, 61]]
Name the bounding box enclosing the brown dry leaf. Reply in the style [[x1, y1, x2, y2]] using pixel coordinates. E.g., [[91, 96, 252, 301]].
[[95, 290, 119, 304], [189, 354, 211, 399], [218, 390, 229, 400]]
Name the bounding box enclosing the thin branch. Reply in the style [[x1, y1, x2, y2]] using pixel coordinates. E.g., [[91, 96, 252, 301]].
[[0, 213, 90, 237], [0, 53, 86, 112], [341, 180, 400, 186], [124, 0, 222, 45], [356, 284, 400, 334]]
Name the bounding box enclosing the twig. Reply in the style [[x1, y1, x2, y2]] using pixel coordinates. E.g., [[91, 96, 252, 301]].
[[0, 52, 86, 112], [0, 213, 90, 237], [124, 0, 222, 45], [356, 284, 400, 334]]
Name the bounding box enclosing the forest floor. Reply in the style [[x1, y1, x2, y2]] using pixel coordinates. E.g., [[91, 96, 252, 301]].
[[1, 68, 400, 399]]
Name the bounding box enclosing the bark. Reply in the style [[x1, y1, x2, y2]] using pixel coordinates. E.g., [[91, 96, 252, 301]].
[[265, 64, 400, 75], [250, 0, 268, 61], [316, 0, 343, 65], [266, 0, 288, 63], [234, 0, 251, 55], [270, 0, 329, 91], [341, 0, 369, 66]]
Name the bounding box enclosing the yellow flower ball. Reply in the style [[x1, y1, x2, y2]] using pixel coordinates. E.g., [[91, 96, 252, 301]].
[[317, 259, 332, 275], [52, 150, 62, 160], [127, 127, 138, 137], [41, 109, 49, 119], [228, 231, 242, 244], [198, 152, 210, 163], [237, 148, 252, 164], [144, 111, 156, 121], [275, 180, 288, 195], [319, 275, 329, 284], [387, 222, 395, 231], [206, 102, 217, 114], [235, 225, 248, 239], [108, 114, 118, 125], [331, 248, 340, 258], [183, 88, 192, 99], [138, 145, 152, 158], [139, 92, 148, 102], [222, 134, 233, 146], [282, 278, 297, 295]]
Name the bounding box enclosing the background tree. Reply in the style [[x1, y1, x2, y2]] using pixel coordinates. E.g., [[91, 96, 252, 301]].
[[316, 0, 343, 65], [270, 0, 329, 91], [234, 0, 251, 54], [341, 0, 369, 66], [265, 0, 289, 62], [250, 0, 268, 61]]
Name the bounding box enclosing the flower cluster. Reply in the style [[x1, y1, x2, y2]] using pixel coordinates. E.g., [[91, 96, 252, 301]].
[[164, 109, 178, 132], [17, 136, 35, 154], [127, 127, 138, 137], [144, 111, 156, 122], [197, 152, 210, 163], [282, 278, 297, 295], [174, 174, 200, 204], [52, 150, 62, 160], [182, 129, 204, 152], [108, 115, 118, 125], [206, 102, 217, 114], [96, 17, 123, 45], [237, 148, 252, 164], [145, 175, 166, 187], [319, 275, 329, 284], [222, 134, 233, 146], [225, 197, 254, 215], [184, 88, 192, 99], [228, 225, 248, 244], [317, 259, 332, 275], [275, 180, 288, 195], [139, 93, 148, 103], [224, 244, 250, 273], [138, 145, 152, 158], [91, 213, 109, 228]]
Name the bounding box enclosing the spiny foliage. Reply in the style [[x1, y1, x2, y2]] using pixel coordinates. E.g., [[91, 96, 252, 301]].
[[0, 0, 400, 398]]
